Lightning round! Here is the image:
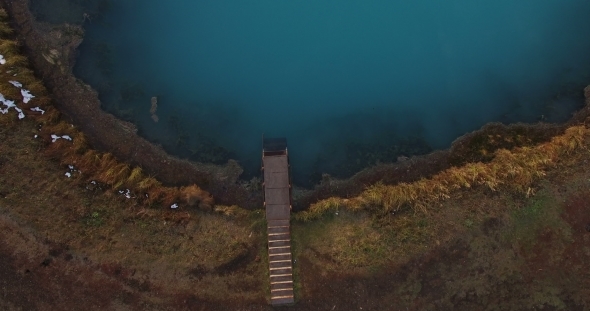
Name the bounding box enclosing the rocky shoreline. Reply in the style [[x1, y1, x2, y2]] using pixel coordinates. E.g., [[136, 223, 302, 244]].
[[3, 0, 589, 211]]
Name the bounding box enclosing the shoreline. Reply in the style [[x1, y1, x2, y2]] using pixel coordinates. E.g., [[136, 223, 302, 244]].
[[4, 0, 590, 211]]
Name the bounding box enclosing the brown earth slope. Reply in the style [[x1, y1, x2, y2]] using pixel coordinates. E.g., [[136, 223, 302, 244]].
[[2, 94, 590, 310]]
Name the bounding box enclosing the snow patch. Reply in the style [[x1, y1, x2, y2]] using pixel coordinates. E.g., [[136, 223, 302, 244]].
[[15, 107, 24, 119], [0, 55, 5, 65], [118, 189, 132, 199], [51, 134, 73, 143], [30, 107, 45, 114], [170, 203, 178, 209], [0, 92, 30, 119], [0, 93, 16, 115], [21, 89, 34, 103], [9, 80, 22, 88]]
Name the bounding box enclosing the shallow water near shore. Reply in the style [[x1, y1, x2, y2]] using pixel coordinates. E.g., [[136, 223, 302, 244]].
[[32, 0, 590, 186]]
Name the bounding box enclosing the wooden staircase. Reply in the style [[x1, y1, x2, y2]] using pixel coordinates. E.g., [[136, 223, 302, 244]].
[[262, 137, 295, 306], [267, 219, 294, 305]]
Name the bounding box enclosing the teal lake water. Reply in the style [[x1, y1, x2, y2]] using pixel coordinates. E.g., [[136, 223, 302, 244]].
[[33, 0, 590, 186]]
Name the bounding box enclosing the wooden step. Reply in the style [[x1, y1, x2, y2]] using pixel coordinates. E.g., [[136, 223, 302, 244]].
[[270, 274, 293, 283], [268, 219, 290, 227], [269, 240, 290, 247], [268, 232, 290, 240], [267, 226, 289, 234], [270, 279, 293, 285], [271, 295, 294, 306], [269, 260, 292, 269], [268, 245, 290, 254], [271, 288, 294, 295], [271, 281, 293, 291], [269, 253, 291, 261], [269, 267, 292, 275]]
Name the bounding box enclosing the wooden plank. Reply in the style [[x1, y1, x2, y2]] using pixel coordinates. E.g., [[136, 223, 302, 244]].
[[271, 288, 294, 296], [271, 282, 293, 291], [268, 220, 290, 227], [267, 226, 289, 234], [269, 261, 292, 269], [270, 267, 292, 274], [268, 232, 290, 240], [269, 253, 291, 261], [265, 188, 290, 205], [271, 296, 294, 305], [264, 171, 289, 189], [269, 240, 290, 248], [268, 246, 290, 255], [270, 274, 293, 282], [263, 156, 289, 173], [266, 204, 290, 220]]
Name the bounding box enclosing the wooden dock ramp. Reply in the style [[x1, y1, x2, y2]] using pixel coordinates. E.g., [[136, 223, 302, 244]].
[[262, 137, 295, 306]]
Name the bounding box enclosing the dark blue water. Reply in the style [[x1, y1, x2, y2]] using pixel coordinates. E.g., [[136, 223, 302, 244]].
[[64, 0, 590, 186]]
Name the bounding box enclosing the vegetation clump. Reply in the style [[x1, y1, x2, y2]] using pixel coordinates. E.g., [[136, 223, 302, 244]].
[[181, 184, 214, 210], [297, 125, 589, 221]]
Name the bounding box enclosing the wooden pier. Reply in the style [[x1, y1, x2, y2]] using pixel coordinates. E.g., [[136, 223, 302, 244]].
[[262, 138, 295, 306]]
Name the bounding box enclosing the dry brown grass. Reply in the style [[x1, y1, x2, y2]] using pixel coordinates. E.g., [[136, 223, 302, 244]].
[[98, 162, 130, 188], [213, 205, 250, 218], [180, 184, 214, 210], [4, 54, 27, 67], [126, 167, 143, 186], [297, 125, 590, 221], [12, 67, 35, 81], [24, 80, 47, 96], [146, 186, 181, 206], [0, 14, 214, 210], [137, 176, 160, 191], [0, 39, 17, 54]]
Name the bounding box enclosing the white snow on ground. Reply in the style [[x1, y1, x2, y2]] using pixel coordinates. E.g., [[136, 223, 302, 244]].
[[6, 80, 36, 104], [170, 203, 178, 209], [118, 189, 132, 199], [8, 80, 22, 88], [51, 134, 73, 142], [21, 89, 34, 103], [30, 107, 45, 114], [64, 165, 82, 179], [0, 93, 15, 115], [0, 84, 37, 118], [14, 107, 24, 119], [0, 55, 5, 65]]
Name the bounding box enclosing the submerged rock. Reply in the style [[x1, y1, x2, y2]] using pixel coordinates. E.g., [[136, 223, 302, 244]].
[[150, 96, 159, 122]]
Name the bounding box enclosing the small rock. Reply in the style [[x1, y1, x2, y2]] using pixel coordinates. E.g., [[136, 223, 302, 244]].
[[397, 155, 409, 162]]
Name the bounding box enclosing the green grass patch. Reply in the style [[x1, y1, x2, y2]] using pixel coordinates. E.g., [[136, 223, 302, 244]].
[[293, 210, 433, 271], [504, 191, 571, 248], [82, 210, 105, 227]]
